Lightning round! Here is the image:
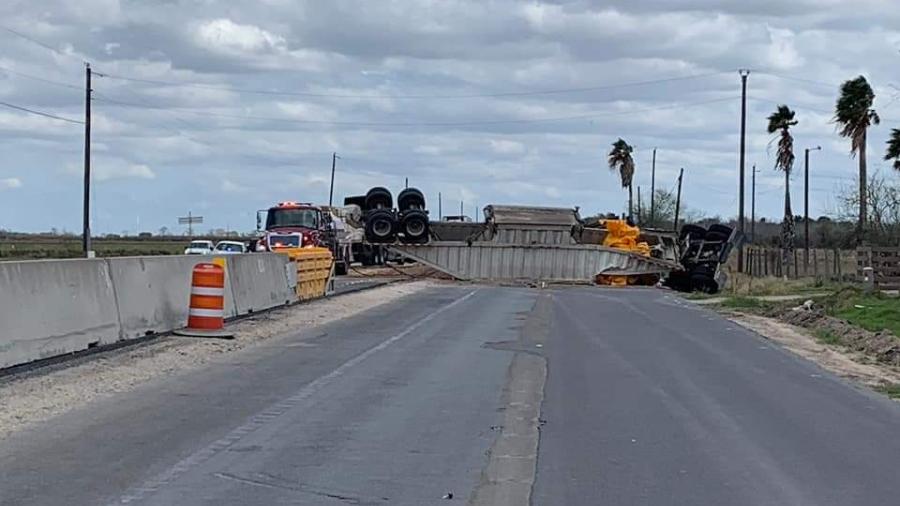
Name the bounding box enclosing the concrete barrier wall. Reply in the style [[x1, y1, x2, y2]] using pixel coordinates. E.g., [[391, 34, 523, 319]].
[[108, 256, 239, 340], [1, 253, 296, 370], [0, 259, 120, 369], [227, 254, 295, 315]]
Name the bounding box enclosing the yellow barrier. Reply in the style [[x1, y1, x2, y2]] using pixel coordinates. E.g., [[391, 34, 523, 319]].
[[286, 247, 334, 301]]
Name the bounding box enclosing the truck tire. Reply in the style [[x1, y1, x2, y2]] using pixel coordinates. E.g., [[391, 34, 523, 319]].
[[365, 187, 393, 210], [679, 224, 706, 241], [335, 259, 349, 275], [397, 187, 426, 211], [365, 209, 396, 243], [690, 274, 719, 294], [705, 224, 732, 242], [399, 210, 429, 243]]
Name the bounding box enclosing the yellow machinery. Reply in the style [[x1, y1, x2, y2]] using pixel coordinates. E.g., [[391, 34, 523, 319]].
[[596, 220, 653, 286]]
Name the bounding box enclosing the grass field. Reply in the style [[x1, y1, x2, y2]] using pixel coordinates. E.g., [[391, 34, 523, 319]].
[[0, 237, 208, 260], [823, 291, 900, 337]]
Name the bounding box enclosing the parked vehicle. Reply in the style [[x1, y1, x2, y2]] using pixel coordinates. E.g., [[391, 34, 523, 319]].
[[214, 240, 247, 254], [184, 240, 214, 255]]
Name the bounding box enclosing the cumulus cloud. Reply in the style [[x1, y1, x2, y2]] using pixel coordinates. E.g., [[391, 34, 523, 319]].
[[2, 0, 900, 232], [194, 18, 285, 55], [95, 163, 156, 181], [0, 177, 23, 189]]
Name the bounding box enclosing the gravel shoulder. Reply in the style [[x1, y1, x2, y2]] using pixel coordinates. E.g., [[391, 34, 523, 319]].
[[0, 280, 436, 440], [728, 313, 900, 389]]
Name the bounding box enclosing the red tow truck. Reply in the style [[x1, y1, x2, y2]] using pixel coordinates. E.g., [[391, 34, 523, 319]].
[[254, 201, 351, 274]]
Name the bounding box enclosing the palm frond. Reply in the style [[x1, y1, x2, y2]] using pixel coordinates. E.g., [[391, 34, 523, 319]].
[[834, 75, 877, 156], [767, 105, 797, 174], [606, 138, 635, 188], [886, 128, 900, 171]]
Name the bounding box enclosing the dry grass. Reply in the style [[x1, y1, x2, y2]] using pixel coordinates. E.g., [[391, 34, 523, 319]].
[[724, 271, 848, 297]]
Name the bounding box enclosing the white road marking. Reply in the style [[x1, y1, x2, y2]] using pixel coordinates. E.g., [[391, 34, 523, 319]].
[[114, 288, 478, 505]]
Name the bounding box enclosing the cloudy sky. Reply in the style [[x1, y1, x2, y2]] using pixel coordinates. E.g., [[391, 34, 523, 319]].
[[1, 0, 899, 234]]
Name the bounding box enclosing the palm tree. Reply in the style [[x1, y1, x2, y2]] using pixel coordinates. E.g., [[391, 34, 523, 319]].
[[886, 128, 900, 171], [767, 105, 798, 275], [834, 76, 880, 243], [607, 138, 635, 219]]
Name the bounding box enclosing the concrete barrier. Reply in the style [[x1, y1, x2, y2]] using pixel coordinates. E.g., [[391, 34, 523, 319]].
[[107, 256, 239, 340], [1, 253, 298, 371], [227, 253, 295, 314], [0, 259, 120, 369]]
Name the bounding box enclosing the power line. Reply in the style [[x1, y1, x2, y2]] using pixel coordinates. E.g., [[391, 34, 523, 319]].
[[756, 71, 838, 89], [0, 24, 84, 61], [0, 99, 84, 124], [750, 96, 900, 123], [94, 70, 730, 100], [0, 64, 82, 90], [92, 95, 739, 128]]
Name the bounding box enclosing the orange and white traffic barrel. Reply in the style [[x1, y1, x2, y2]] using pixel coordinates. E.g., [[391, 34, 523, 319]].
[[176, 263, 233, 338]]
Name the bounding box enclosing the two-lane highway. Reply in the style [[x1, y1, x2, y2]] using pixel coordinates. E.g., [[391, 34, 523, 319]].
[[2, 285, 899, 505]]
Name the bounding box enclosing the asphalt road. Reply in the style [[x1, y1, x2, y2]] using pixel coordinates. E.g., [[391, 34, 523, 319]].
[[331, 275, 397, 295], [2, 286, 900, 505]]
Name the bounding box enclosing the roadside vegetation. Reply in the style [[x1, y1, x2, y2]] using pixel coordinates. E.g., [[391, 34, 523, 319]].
[[818, 290, 900, 337], [0, 235, 248, 260], [874, 383, 900, 399]]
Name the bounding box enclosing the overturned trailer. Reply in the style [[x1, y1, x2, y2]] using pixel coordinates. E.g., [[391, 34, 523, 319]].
[[390, 205, 680, 283]]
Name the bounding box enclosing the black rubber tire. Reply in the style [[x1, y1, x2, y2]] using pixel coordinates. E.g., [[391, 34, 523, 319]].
[[365, 187, 393, 210], [365, 209, 396, 243], [397, 187, 426, 211], [334, 260, 348, 276], [399, 210, 429, 243], [705, 231, 729, 242], [707, 224, 733, 238], [679, 224, 707, 241], [690, 274, 719, 294]]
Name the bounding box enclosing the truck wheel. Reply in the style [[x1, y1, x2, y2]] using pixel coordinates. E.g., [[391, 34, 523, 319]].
[[679, 224, 706, 241], [365, 209, 397, 243], [365, 187, 393, 210], [335, 260, 348, 275], [397, 187, 426, 211], [399, 210, 429, 243]]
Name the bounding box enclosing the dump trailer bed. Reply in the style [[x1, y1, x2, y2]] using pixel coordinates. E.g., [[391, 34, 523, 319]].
[[389, 242, 678, 283]]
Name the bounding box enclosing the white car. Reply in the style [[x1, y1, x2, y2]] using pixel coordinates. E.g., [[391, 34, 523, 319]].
[[184, 240, 214, 255], [214, 240, 247, 254]]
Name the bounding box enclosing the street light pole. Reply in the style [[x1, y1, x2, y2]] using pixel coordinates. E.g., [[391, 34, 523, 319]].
[[804, 146, 821, 267]]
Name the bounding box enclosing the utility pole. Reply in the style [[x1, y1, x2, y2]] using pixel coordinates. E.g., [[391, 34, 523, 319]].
[[328, 152, 339, 206], [649, 148, 656, 227], [737, 69, 750, 272], [637, 186, 642, 225], [751, 165, 757, 243], [405, 177, 408, 189], [82, 63, 92, 257], [804, 146, 821, 267], [438, 192, 442, 220], [460, 201, 464, 218], [674, 168, 684, 231]]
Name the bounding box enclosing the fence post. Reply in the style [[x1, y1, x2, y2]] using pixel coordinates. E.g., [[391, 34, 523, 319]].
[[813, 248, 818, 280], [836, 248, 842, 281]]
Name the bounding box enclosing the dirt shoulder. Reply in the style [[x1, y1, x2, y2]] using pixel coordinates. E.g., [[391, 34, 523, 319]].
[[0, 280, 437, 440], [729, 313, 900, 390]]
